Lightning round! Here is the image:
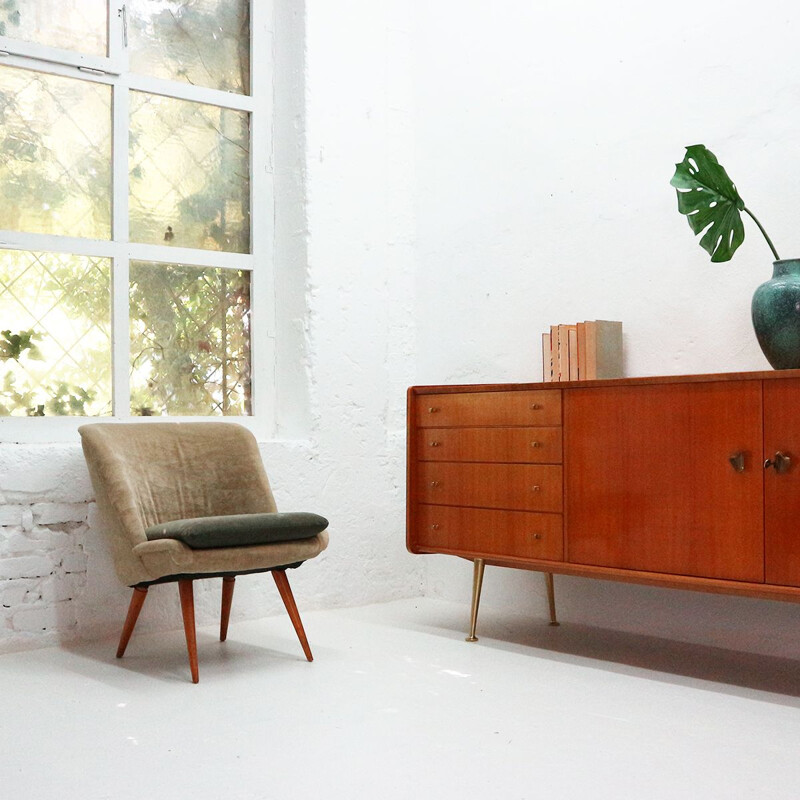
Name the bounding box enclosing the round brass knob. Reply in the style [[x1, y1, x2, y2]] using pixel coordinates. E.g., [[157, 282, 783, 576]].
[[531, 403, 542, 410], [428, 407, 440, 413], [532, 485, 541, 492], [430, 481, 440, 488], [431, 524, 440, 531], [531, 441, 541, 448], [430, 441, 441, 447], [532, 533, 543, 540]]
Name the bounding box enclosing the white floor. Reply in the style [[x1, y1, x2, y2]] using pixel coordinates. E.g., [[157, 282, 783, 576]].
[[2, 598, 800, 799]]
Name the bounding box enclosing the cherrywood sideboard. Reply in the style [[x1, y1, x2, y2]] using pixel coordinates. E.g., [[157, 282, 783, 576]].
[[406, 370, 800, 641]]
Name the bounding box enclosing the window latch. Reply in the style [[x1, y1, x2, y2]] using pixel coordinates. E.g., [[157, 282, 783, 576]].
[[119, 4, 128, 48]]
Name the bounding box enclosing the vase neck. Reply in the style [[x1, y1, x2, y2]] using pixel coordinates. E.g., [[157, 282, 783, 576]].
[[773, 259, 800, 277]]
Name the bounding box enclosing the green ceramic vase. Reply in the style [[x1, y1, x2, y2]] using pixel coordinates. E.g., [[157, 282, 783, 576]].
[[752, 259, 800, 369]]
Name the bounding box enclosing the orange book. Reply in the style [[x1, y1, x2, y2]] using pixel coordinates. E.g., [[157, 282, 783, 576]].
[[541, 332, 553, 381], [550, 325, 561, 380], [568, 327, 579, 381], [576, 322, 587, 380]]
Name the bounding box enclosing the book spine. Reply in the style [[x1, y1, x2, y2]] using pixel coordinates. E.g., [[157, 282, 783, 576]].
[[576, 322, 587, 380], [550, 325, 561, 380], [568, 327, 579, 381], [594, 320, 623, 379], [542, 332, 553, 382]]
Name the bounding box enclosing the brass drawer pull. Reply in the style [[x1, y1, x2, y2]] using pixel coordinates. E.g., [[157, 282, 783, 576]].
[[531, 441, 541, 448], [532, 485, 541, 492], [532, 533, 543, 540], [428, 406, 440, 413], [729, 452, 745, 472], [429, 441, 441, 447], [431, 524, 440, 531], [430, 481, 441, 488], [531, 403, 542, 410], [765, 451, 792, 474]]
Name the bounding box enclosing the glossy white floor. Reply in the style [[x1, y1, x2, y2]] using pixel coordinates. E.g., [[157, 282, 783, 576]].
[[2, 597, 800, 799]]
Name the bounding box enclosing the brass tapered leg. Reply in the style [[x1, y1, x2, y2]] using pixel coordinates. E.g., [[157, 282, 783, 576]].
[[178, 580, 200, 684], [272, 570, 313, 662], [466, 558, 485, 642], [545, 572, 560, 626], [220, 576, 235, 642], [117, 586, 148, 658]]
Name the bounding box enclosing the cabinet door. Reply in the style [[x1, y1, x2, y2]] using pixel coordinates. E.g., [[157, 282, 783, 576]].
[[764, 378, 800, 586], [564, 381, 763, 581]]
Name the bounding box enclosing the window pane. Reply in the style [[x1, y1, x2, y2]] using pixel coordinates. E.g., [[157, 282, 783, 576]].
[[0, 66, 111, 239], [129, 92, 250, 253], [0, 1, 107, 56], [128, 0, 250, 94], [129, 262, 251, 416], [0, 250, 112, 417]]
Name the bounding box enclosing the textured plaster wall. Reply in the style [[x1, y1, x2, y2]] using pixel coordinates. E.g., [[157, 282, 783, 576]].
[[0, 0, 421, 653], [415, 0, 800, 658]]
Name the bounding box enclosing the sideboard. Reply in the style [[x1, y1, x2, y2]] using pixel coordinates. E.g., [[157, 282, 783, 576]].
[[406, 370, 800, 641]]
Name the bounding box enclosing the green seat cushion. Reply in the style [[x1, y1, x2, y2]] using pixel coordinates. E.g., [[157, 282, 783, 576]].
[[145, 512, 329, 550]]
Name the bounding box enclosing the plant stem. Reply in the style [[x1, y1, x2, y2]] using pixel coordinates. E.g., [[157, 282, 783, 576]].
[[743, 207, 781, 261]]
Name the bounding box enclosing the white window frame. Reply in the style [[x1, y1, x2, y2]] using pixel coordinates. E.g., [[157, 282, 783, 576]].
[[0, 1, 274, 443]]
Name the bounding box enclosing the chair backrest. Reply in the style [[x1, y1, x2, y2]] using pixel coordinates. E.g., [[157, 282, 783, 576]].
[[80, 422, 277, 552]]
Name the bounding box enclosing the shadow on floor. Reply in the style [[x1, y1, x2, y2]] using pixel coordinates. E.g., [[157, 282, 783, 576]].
[[417, 606, 800, 701]]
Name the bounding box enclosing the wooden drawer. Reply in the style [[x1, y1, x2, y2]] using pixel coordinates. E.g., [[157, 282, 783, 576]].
[[415, 504, 563, 561], [415, 390, 561, 428], [416, 462, 562, 512], [417, 426, 562, 463]]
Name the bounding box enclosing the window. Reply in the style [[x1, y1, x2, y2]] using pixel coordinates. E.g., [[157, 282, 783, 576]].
[[0, 1, 271, 436]]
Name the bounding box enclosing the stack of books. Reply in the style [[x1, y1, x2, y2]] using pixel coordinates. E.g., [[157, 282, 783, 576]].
[[541, 320, 623, 382]]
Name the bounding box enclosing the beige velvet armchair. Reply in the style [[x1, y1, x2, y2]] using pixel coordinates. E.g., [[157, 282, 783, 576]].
[[80, 422, 329, 683]]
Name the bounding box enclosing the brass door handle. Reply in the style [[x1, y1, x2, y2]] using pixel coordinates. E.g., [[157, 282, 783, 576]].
[[765, 451, 792, 474], [729, 452, 745, 472]]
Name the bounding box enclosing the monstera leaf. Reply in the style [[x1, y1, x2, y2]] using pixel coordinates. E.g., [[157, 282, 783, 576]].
[[670, 145, 746, 262]]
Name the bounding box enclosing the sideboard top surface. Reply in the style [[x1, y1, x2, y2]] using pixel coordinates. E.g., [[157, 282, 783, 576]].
[[409, 368, 800, 395]]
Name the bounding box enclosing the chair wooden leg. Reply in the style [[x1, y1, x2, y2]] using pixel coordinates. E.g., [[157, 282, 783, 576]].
[[178, 579, 199, 684], [117, 586, 148, 658], [272, 570, 313, 662], [220, 576, 235, 642]]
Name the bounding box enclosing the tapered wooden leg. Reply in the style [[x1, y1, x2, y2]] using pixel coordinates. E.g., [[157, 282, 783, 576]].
[[116, 586, 148, 658], [178, 579, 199, 683], [220, 576, 235, 642], [466, 558, 485, 642], [545, 572, 560, 626], [272, 570, 313, 662]]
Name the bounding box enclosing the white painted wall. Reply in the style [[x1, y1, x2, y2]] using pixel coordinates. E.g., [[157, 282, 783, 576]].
[[415, 0, 800, 657], [4, 0, 800, 664]]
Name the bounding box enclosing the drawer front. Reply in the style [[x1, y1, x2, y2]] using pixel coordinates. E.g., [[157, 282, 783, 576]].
[[417, 426, 562, 463], [415, 390, 561, 428], [416, 504, 563, 561], [417, 462, 562, 512]]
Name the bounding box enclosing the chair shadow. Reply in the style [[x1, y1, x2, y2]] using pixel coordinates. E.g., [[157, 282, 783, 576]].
[[420, 608, 800, 702], [59, 627, 311, 687]]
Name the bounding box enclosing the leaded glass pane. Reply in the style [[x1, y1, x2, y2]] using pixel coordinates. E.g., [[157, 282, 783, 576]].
[[0, 66, 111, 239], [0, 250, 111, 417], [129, 262, 251, 416], [0, 1, 107, 56], [129, 92, 250, 253], [128, 0, 250, 94]]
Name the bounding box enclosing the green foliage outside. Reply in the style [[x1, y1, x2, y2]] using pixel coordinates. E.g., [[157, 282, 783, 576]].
[[0, 0, 252, 417]]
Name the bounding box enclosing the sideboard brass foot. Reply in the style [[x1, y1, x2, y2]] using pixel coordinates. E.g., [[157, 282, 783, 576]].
[[545, 572, 560, 626], [466, 558, 485, 642]]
